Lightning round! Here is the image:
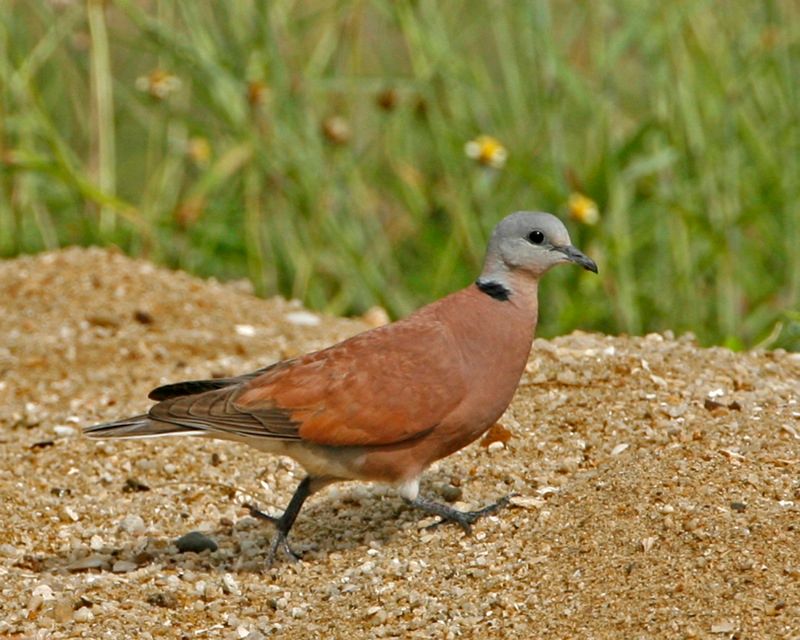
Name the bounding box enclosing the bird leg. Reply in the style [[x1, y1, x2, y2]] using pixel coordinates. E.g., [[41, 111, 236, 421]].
[[406, 494, 512, 535], [245, 475, 312, 565]]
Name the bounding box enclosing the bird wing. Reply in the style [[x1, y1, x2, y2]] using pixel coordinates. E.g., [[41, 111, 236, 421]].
[[148, 314, 467, 447], [147, 364, 280, 401]]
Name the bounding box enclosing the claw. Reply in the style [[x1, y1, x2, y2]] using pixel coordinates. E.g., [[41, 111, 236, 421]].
[[267, 531, 302, 567], [244, 503, 303, 565], [244, 503, 278, 525], [410, 493, 514, 535]]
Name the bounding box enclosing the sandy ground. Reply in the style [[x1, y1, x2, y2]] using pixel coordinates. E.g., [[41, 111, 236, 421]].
[[1, 247, 799, 640]]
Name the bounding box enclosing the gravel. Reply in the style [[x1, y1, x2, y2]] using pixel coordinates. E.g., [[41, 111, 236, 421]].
[[1, 247, 799, 638]]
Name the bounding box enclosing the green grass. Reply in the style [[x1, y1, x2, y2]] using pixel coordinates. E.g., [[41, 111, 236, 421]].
[[1, 0, 799, 350]]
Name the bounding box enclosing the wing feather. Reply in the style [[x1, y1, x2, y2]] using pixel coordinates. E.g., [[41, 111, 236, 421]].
[[146, 309, 466, 447]]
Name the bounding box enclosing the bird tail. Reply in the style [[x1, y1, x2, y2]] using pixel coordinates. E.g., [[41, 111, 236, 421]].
[[84, 414, 201, 440]]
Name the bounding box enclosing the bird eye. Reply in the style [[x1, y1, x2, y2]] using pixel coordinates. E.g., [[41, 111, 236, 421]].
[[527, 230, 545, 245]]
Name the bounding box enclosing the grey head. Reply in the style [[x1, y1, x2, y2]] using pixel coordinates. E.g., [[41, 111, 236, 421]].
[[477, 211, 597, 299]]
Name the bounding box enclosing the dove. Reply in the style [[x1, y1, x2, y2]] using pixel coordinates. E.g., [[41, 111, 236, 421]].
[[85, 211, 597, 563]]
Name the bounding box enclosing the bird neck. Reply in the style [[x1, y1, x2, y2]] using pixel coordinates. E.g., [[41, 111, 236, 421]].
[[475, 269, 539, 316]]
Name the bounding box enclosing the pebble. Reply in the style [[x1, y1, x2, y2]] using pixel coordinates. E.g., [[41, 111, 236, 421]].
[[60, 506, 79, 522], [119, 514, 146, 535], [508, 497, 540, 512], [640, 536, 658, 553], [112, 560, 138, 573], [610, 442, 630, 456], [52, 598, 74, 623], [222, 573, 241, 595], [175, 531, 218, 553], [68, 555, 111, 571], [53, 425, 77, 437], [146, 592, 178, 608], [235, 324, 257, 337], [440, 483, 463, 503], [285, 311, 320, 327], [74, 607, 94, 623], [362, 306, 390, 327], [32, 584, 56, 602], [236, 625, 252, 638]]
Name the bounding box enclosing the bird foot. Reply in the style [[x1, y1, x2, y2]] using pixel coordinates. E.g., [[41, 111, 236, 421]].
[[410, 494, 514, 535], [244, 503, 303, 565], [267, 530, 302, 566]]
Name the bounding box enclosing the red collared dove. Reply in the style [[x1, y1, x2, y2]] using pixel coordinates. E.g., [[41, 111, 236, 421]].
[[86, 211, 597, 563]]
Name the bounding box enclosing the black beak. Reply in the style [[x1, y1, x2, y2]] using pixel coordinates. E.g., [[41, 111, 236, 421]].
[[557, 245, 598, 273]]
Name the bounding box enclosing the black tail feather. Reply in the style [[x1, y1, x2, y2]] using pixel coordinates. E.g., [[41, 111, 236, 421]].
[[83, 414, 200, 439]]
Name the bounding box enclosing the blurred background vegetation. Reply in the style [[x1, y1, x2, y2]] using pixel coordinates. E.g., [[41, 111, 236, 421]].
[[1, 0, 799, 350]]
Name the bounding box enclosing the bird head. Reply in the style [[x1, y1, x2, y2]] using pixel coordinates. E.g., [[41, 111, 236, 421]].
[[479, 211, 597, 285]]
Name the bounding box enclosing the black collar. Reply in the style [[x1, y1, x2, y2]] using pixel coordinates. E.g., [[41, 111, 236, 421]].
[[475, 279, 511, 301]]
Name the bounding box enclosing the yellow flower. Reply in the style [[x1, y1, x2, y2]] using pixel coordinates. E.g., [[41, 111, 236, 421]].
[[186, 137, 211, 168], [465, 135, 507, 169], [567, 193, 600, 225], [135, 69, 182, 100], [321, 115, 351, 145]]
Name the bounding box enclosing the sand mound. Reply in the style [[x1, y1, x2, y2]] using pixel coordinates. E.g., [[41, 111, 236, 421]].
[[1, 248, 798, 638]]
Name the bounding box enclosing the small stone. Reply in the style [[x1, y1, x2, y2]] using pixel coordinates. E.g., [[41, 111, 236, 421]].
[[362, 306, 390, 327], [711, 620, 736, 634], [417, 517, 440, 529], [90, 535, 105, 551], [28, 594, 44, 613], [133, 309, 154, 324], [122, 478, 151, 493], [60, 506, 79, 522], [119, 514, 146, 535], [67, 555, 111, 572], [146, 592, 178, 608], [730, 502, 746, 513], [235, 324, 256, 337], [440, 483, 462, 503], [359, 561, 375, 574], [640, 536, 658, 553], [610, 443, 630, 456], [285, 311, 320, 327], [222, 573, 240, 595], [509, 495, 545, 509], [73, 607, 94, 623], [53, 425, 77, 438], [86, 313, 119, 328], [480, 422, 513, 448], [32, 584, 56, 602], [766, 601, 786, 616], [112, 560, 138, 573], [52, 598, 74, 623], [175, 531, 218, 553]]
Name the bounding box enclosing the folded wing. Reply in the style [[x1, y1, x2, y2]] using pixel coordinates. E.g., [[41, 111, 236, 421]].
[[148, 316, 466, 447]]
